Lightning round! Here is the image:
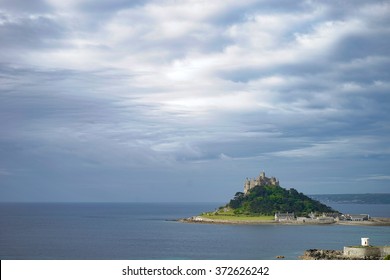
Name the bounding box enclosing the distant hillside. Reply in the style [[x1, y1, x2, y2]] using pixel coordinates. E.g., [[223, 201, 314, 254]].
[[227, 185, 338, 216], [309, 193, 390, 204]]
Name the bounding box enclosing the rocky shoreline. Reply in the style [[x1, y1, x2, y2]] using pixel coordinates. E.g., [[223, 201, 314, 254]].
[[300, 249, 386, 260]]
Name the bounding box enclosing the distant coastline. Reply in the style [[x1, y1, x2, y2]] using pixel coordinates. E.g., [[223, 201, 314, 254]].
[[309, 193, 390, 205]]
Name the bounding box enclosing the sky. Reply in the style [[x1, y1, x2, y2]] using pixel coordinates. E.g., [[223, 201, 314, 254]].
[[0, 0, 389, 202]]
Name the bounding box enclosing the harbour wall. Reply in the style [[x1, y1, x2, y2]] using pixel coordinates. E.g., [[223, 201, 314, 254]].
[[343, 246, 390, 258]]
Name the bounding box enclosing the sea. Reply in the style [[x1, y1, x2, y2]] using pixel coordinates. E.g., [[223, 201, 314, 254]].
[[0, 202, 389, 260]]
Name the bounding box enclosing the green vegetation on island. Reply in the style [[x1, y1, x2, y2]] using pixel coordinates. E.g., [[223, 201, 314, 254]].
[[226, 184, 338, 216]]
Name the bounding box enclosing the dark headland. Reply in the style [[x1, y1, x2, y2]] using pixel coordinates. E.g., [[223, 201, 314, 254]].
[[179, 170, 390, 226]]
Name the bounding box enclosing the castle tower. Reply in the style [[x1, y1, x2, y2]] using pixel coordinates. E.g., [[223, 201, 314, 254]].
[[249, 178, 256, 189], [244, 178, 251, 194], [243, 170, 280, 194]]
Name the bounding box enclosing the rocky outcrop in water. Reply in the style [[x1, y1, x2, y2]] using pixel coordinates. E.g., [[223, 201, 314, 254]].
[[300, 249, 383, 260]]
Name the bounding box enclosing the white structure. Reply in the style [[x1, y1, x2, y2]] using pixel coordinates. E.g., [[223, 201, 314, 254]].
[[361, 237, 369, 247]]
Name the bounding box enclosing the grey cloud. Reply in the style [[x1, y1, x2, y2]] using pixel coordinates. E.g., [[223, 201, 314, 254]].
[[331, 33, 390, 62], [0, 0, 52, 13], [0, 12, 66, 50], [78, 0, 151, 14]]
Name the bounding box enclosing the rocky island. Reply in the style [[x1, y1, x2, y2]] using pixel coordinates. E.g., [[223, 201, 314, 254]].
[[180, 170, 390, 226]]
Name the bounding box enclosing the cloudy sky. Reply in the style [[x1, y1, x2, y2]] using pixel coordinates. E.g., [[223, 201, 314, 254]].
[[0, 0, 389, 202]]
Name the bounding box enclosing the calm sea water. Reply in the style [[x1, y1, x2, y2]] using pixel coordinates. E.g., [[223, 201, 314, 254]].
[[0, 202, 389, 260]]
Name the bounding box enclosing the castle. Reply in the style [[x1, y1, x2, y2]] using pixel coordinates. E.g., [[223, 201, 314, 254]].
[[244, 171, 279, 194]]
